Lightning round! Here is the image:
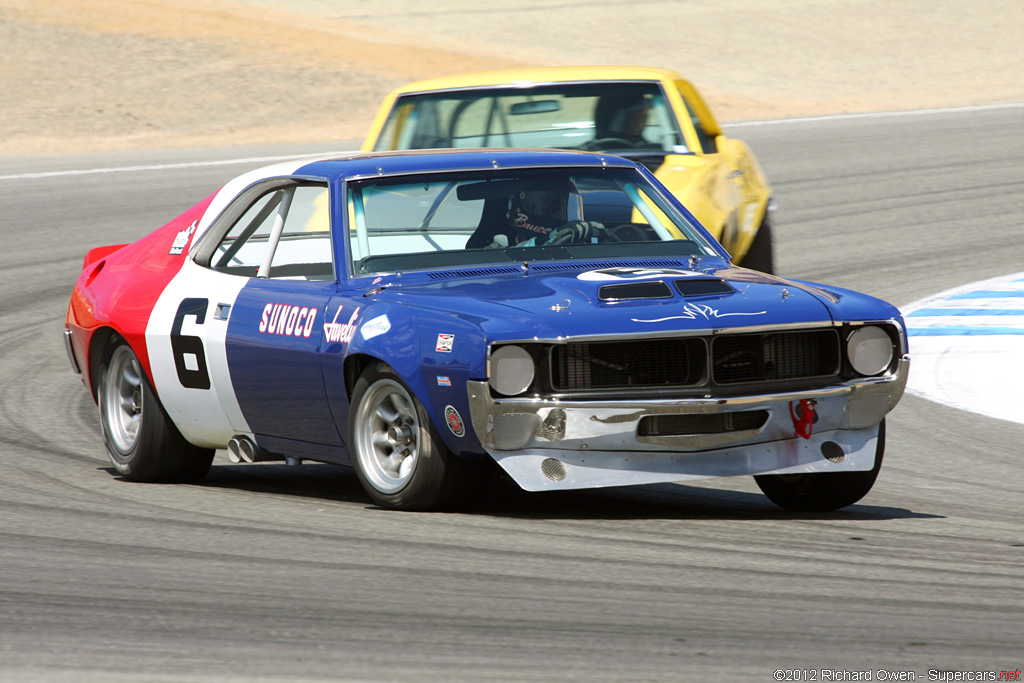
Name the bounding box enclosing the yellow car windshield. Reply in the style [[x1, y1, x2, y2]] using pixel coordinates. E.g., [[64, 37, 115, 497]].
[[374, 83, 688, 155]]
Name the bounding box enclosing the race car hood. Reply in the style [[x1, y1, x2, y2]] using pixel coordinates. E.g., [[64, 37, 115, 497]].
[[372, 263, 844, 341]]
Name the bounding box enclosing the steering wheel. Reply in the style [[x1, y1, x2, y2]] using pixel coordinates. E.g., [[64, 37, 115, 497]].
[[580, 137, 635, 151], [546, 221, 621, 245], [604, 222, 657, 242]]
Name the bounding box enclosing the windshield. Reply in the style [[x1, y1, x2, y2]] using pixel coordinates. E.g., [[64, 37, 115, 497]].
[[346, 167, 718, 276], [373, 83, 688, 155]]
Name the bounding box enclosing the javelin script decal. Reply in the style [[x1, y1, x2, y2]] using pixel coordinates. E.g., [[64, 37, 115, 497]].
[[632, 303, 768, 323]]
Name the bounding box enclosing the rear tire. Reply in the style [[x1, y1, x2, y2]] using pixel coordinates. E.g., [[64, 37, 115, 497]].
[[740, 212, 774, 274], [97, 336, 213, 483], [754, 420, 885, 511], [349, 362, 468, 510]]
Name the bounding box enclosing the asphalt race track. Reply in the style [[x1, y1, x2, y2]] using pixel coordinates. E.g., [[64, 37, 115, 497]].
[[1, 109, 1022, 681]]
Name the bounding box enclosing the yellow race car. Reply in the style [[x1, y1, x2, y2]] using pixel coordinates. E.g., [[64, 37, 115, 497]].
[[362, 66, 775, 272]]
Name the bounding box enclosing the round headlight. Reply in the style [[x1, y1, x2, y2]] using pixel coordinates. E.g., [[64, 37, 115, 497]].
[[489, 345, 535, 396], [847, 326, 894, 376]]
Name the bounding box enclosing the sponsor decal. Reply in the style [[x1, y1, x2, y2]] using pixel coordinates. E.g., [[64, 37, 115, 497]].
[[444, 405, 465, 437], [169, 220, 198, 255], [323, 305, 360, 344], [360, 314, 391, 340], [632, 302, 766, 323], [436, 376, 452, 387], [436, 333, 455, 353], [259, 303, 317, 338], [578, 267, 698, 282]]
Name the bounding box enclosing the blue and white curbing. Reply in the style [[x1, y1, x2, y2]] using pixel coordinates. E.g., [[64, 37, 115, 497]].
[[900, 272, 1024, 426]]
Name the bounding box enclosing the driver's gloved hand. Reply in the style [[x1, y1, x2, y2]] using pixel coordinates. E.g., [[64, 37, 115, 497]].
[[546, 221, 604, 245]]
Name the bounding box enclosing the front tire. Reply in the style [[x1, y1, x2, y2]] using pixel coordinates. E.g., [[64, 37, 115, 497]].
[[349, 362, 468, 510], [97, 337, 213, 483], [740, 211, 774, 274], [754, 420, 886, 511]]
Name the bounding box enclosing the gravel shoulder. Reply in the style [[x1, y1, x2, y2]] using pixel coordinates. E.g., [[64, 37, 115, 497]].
[[1, 0, 1022, 157]]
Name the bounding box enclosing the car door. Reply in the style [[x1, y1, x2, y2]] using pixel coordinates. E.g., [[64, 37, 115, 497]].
[[147, 179, 341, 449]]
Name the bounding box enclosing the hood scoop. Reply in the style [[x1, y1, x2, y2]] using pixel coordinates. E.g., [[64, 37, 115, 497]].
[[599, 281, 673, 301], [674, 278, 734, 297]]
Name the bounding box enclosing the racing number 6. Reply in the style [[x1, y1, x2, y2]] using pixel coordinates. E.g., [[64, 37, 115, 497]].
[[171, 298, 211, 390]]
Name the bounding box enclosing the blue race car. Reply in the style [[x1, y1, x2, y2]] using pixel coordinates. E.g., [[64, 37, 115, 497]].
[[65, 149, 908, 511]]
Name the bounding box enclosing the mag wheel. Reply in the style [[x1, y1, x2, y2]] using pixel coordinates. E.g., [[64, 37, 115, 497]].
[[97, 337, 213, 483], [349, 362, 467, 510], [740, 212, 774, 274], [754, 420, 886, 511]]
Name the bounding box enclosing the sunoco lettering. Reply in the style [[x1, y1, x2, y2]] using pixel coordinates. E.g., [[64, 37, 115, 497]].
[[259, 303, 316, 338], [323, 305, 360, 344]]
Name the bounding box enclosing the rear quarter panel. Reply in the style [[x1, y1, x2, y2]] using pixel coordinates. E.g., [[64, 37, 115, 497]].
[[66, 193, 217, 396]]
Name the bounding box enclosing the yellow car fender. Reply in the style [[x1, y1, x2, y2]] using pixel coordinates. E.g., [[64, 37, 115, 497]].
[[652, 154, 738, 251], [714, 137, 772, 262]]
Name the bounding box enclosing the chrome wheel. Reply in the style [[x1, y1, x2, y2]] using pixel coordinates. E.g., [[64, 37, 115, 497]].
[[101, 344, 144, 455], [353, 378, 421, 493], [96, 337, 214, 482]]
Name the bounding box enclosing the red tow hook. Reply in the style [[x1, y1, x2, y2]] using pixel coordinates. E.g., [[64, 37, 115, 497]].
[[790, 399, 817, 439]]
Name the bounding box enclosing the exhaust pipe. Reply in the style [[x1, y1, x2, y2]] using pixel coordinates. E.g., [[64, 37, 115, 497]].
[[226, 435, 284, 463]]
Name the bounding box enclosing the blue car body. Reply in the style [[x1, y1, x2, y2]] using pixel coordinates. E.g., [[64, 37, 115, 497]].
[[66, 149, 908, 510]]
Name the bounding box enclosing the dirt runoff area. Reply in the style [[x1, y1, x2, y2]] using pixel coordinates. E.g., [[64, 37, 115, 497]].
[[1, 0, 1022, 157]]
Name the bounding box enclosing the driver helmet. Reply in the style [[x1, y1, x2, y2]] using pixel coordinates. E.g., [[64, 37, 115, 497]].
[[593, 92, 651, 141], [506, 178, 576, 242]]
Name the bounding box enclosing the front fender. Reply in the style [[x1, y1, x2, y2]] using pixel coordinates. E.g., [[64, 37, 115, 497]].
[[343, 302, 489, 457], [791, 279, 908, 353]]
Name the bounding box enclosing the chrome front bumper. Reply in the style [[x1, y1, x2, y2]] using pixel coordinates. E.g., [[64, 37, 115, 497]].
[[466, 357, 908, 491]]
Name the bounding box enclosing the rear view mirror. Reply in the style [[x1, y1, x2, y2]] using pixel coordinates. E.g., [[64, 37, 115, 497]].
[[509, 100, 561, 115]]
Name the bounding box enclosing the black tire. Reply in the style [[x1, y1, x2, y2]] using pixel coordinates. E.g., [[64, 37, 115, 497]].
[[97, 336, 214, 483], [348, 362, 469, 511], [740, 211, 774, 274], [754, 420, 886, 511]]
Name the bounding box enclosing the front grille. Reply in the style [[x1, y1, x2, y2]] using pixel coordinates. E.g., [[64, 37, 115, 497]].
[[638, 410, 769, 436], [551, 339, 700, 390], [712, 330, 839, 384], [516, 328, 842, 396]]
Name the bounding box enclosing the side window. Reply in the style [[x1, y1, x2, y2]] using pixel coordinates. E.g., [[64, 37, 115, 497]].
[[211, 183, 334, 280], [374, 102, 415, 151]]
